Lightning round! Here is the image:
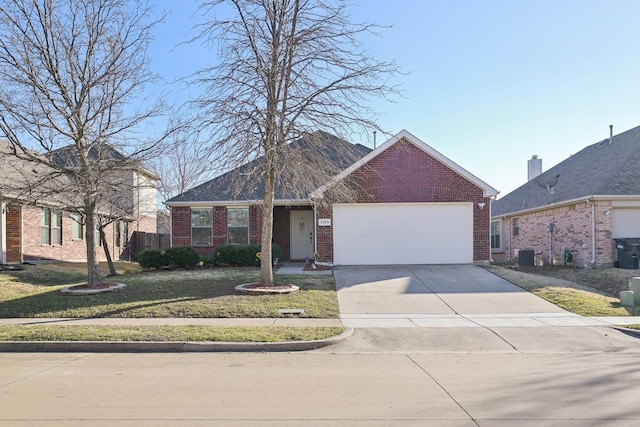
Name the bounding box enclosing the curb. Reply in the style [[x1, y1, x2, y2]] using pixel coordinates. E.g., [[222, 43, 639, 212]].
[[611, 326, 640, 339], [0, 327, 353, 353]]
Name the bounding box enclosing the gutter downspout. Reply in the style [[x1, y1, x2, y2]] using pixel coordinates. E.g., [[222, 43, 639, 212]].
[[310, 199, 318, 256], [489, 196, 496, 263], [507, 216, 512, 263], [586, 198, 596, 266]]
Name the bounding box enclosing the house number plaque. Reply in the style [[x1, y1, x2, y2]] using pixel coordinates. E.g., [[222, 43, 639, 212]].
[[318, 218, 331, 227]]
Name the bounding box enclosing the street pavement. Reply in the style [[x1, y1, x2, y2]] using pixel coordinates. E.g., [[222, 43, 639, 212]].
[[2, 264, 640, 425]]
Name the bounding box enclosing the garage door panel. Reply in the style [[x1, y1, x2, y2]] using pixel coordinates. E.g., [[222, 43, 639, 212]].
[[333, 203, 473, 265], [613, 209, 640, 238]]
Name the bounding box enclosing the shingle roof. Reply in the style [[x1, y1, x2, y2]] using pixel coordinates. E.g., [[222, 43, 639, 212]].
[[492, 125, 640, 216], [50, 144, 160, 180], [165, 131, 372, 204]]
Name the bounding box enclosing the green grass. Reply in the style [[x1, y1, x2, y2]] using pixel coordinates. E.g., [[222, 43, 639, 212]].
[[531, 287, 636, 317], [0, 325, 344, 342], [0, 263, 342, 342], [0, 264, 339, 319], [484, 265, 640, 317]]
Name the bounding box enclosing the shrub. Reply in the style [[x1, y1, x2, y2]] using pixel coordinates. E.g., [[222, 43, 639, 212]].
[[164, 246, 201, 268], [215, 243, 282, 266], [199, 254, 217, 267], [137, 249, 167, 270], [271, 243, 282, 261]]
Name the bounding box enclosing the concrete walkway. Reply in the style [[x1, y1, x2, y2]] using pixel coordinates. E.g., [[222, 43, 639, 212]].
[[334, 264, 640, 328]]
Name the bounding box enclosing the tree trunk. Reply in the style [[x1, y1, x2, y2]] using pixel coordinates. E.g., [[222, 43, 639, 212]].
[[99, 227, 118, 277], [260, 177, 275, 286], [84, 205, 102, 287]]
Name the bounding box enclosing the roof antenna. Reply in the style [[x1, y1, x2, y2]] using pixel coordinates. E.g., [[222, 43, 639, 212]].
[[609, 124, 613, 144], [373, 130, 377, 149]]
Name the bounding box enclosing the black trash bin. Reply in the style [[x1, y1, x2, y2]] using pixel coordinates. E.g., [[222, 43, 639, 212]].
[[614, 238, 640, 269], [518, 249, 535, 267]]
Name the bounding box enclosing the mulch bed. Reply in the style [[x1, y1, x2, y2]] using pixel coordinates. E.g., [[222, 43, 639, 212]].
[[60, 282, 127, 295], [235, 282, 299, 294], [241, 283, 297, 291]]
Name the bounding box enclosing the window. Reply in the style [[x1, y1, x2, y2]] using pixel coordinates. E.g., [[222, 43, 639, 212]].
[[191, 208, 213, 246], [491, 220, 501, 250], [41, 209, 62, 245], [227, 207, 249, 245], [115, 220, 121, 247], [51, 212, 62, 245], [513, 218, 520, 236], [40, 209, 51, 244], [72, 214, 83, 240], [123, 221, 129, 247]]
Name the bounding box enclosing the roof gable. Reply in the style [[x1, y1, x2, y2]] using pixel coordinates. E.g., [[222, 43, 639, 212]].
[[312, 129, 498, 199], [492, 125, 640, 216]]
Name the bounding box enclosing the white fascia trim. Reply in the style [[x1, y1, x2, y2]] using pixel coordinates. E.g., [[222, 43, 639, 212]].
[[491, 194, 640, 219], [164, 200, 259, 207], [311, 129, 499, 199], [165, 199, 311, 208]]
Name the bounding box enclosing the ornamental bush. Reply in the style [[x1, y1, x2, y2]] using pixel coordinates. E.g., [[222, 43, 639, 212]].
[[199, 254, 217, 267], [164, 246, 200, 268], [215, 243, 282, 266], [137, 249, 167, 270]]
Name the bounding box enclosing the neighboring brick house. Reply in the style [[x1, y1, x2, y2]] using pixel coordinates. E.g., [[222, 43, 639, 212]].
[[491, 125, 640, 268], [0, 140, 158, 264], [166, 130, 497, 265]]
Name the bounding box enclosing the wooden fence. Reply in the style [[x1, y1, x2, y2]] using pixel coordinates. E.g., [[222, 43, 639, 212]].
[[124, 231, 170, 260]]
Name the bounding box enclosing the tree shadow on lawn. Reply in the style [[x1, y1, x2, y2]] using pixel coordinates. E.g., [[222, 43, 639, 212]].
[[0, 270, 338, 318]]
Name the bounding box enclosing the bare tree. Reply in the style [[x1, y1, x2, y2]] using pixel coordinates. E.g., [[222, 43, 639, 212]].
[[192, 0, 400, 286], [152, 132, 217, 204], [0, 0, 171, 287]]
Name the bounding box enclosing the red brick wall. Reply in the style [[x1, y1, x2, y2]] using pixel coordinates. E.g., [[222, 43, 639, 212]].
[[20, 205, 132, 262], [249, 205, 263, 245], [492, 200, 614, 267], [315, 204, 333, 262], [171, 205, 313, 260], [6, 203, 22, 263], [171, 207, 191, 247], [318, 138, 491, 262]]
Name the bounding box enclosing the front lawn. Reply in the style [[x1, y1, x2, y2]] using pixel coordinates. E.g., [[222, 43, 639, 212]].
[[0, 263, 340, 319], [0, 325, 343, 342], [484, 265, 640, 317]]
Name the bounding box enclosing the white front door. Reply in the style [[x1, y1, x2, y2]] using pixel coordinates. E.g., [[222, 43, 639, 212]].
[[290, 210, 314, 260]]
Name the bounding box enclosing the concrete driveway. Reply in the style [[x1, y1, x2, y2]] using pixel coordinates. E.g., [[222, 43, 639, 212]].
[[334, 264, 600, 328]]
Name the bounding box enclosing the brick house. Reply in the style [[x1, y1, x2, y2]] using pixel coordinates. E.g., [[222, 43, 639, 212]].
[[491, 125, 640, 268], [0, 140, 158, 264], [166, 130, 497, 265]]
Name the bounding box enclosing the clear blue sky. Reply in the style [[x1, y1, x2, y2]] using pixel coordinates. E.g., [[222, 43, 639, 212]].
[[149, 0, 640, 198]]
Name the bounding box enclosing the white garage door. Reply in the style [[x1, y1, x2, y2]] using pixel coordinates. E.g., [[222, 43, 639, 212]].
[[612, 208, 640, 238], [333, 202, 473, 265]]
